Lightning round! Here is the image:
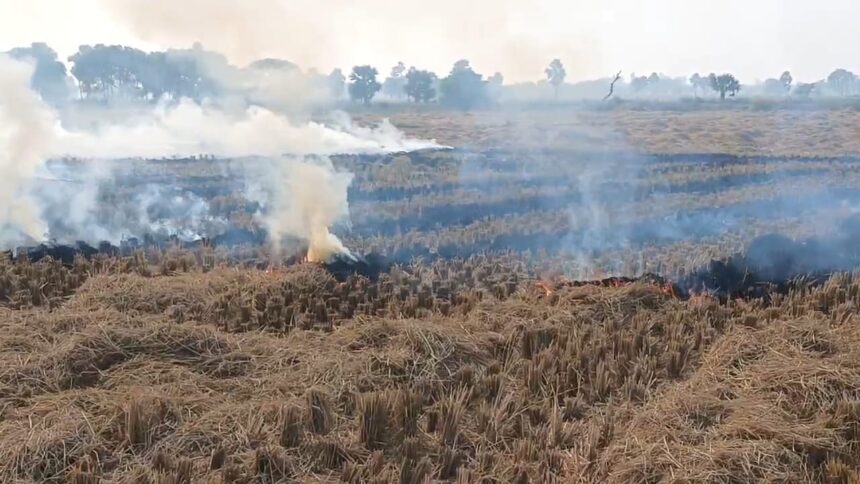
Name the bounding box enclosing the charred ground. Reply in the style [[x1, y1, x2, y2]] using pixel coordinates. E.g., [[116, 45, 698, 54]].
[[2, 108, 860, 483]]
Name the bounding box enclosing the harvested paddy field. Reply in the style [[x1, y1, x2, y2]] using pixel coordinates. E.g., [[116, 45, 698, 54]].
[[2, 107, 860, 483]]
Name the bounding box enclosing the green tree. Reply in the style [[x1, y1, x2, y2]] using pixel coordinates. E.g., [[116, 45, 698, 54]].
[[779, 71, 793, 93], [630, 74, 649, 93], [7, 42, 70, 105], [67, 43, 229, 103], [689, 73, 702, 97], [827, 68, 856, 96], [545, 59, 566, 99], [68, 45, 110, 100], [248, 58, 297, 71], [708, 73, 741, 100], [348, 65, 382, 104], [689, 73, 713, 97], [382, 61, 407, 99], [794, 82, 816, 98], [404, 67, 437, 103], [762, 71, 793, 97], [162, 44, 228, 101], [328, 68, 346, 100], [439, 60, 489, 110]]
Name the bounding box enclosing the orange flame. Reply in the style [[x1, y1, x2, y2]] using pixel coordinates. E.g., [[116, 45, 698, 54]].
[[661, 282, 678, 299], [535, 281, 554, 297]]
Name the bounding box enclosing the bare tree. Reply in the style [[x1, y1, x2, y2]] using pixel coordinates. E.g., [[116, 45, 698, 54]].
[[603, 71, 622, 101]]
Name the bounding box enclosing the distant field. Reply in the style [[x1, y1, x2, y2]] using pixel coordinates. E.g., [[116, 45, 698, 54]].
[[2, 108, 860, 482], [345, 108, 860, 276], [358, 108, 860, 156]]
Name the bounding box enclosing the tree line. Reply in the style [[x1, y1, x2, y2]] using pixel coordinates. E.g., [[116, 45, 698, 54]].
[[347, 59, 504, 109], [4, 42, 860, 110]]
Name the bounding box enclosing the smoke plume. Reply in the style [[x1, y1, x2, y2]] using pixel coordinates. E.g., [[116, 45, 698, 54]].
[[259, 158, 356, 261], [99, 0, 330, 68], [98, 0, 595, 83], [0, 54, 441, 256], [54, 99, 437, 159], [0, 54, 57, 245]]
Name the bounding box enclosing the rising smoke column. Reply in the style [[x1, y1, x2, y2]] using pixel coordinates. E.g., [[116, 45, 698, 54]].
[[259, 158, 356, 262], [53, 100, 440, 257], [0, 54, 442, 254], [54, 99, 438, 159], [0, 55, 57, 246]]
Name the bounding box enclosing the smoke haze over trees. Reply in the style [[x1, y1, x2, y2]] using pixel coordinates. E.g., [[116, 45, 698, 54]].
[[827, 68, 858, 96], [439, 60, 490, 110], [3, 39, 860, 113], [0, 50, 443, 251], [709, 73, 742, 100], [381, 61, 407, 100], [348, 65, 382, 104], [5, 43, 72, 106], [545, 59, 566, 99], [404, 67, 437, 103]]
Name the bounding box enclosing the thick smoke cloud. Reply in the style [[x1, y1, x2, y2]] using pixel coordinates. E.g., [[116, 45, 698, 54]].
[[258, 158, 356, 261], [32, 160, 114, 243], [0, 55, 57, 245], [55, 99, 438, 159], [99, 0, 329, 68], [0, 54, 441, 255], [97, 0, 596, 83]]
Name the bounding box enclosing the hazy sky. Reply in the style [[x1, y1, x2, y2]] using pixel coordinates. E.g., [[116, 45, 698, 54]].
[[0, 0, 857, 83]]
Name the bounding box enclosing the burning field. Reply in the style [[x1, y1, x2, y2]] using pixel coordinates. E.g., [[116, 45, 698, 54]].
[[2, 105, 860, 483]]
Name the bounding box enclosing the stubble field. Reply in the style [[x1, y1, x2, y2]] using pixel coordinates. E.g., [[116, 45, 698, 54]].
[[2, 106, 860, 483]]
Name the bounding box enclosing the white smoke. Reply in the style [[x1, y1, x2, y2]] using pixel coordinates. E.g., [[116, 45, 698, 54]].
[[55, 99, 438, 159], [49, 100, 440, 255], [32, 160, 115, 243], [258, 158, 356, 261], [0, 55, 58, 245], [0, 54, 441, 255], [116, 184, 228, 242]]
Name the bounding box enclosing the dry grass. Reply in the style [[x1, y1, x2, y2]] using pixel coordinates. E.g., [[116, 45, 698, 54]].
[[4, 107, 860, 481], [361, 108, 860, 156], [1, 253, 859, 482], [77, 107, 860, 281]]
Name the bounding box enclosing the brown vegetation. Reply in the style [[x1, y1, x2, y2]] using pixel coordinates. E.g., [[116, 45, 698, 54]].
[[1, 251, 859, 482], [3, 108, 860, 482], [360, 108, 860, 156]]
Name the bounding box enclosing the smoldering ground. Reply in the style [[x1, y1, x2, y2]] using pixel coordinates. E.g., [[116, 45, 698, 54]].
[[4, 47, 860, 283], [338, 116, 860, 278]]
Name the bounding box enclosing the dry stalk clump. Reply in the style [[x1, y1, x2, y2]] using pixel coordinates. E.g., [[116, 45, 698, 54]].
[[279, 404, 304, 448], [124, 396, 181, 454], [358, 392, 391, 450], [253, 446, 293, 482], [394, 388, 424, 437], [306, 387, 335, 435], [437, 389, 471, 447]]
